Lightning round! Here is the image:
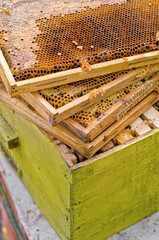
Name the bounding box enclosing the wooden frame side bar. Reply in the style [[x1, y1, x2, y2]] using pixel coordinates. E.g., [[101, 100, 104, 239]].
[[86, 91, 159, 157], [0, 87, 87, 157], [21, 92, 57, 125], [60, 118, 89, 142], [1, 49, 159, 96], [21, 92, 89, 142], [0, 50, 16, 94]]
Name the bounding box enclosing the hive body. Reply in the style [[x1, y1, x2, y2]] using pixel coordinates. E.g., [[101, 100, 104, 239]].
[[0, 102, 159, 239], [1, 0, 159, 238]]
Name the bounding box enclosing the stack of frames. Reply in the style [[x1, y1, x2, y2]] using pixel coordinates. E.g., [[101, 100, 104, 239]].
[[0, 0, 159, 160], [1, 60, 159, 158]]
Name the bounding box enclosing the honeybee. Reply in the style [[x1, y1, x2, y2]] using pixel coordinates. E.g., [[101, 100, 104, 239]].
[[0, 8, 10, 15], [72, 41, 78, 46], [123, 57, 128, 62], [89, 88, 104, 100], [77, 46, 83, 51], [81, 59, 92, 71], [98, 88, 104, 96], [89, 89, 98, 100]]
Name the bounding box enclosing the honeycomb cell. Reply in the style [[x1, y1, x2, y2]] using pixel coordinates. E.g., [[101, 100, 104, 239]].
[[39, 62, 159, 128], [39, 70, 129, 108], [71, 79, 148, 127]]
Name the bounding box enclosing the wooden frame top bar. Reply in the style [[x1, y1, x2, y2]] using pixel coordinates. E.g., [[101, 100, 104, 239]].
[[0, 49, 159, 96]]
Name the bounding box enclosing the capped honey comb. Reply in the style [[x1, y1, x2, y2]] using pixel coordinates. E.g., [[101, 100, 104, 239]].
[[0, 0, 159, 82]]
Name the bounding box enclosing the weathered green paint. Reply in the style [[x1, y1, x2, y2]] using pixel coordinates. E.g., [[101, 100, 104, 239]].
[[71, 130, 159, 239], [1, 101, 159, 240], [0, 114, 19, 149], [0, 102, 72, 240]]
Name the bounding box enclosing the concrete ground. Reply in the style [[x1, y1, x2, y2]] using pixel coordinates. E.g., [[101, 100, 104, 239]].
[[108, 212, 159, 240]]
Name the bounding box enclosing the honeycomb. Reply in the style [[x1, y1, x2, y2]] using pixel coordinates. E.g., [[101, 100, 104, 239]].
[[40, 70, 129, 108], [40, 63, 159, 108], [0, 0, 159, 82], [71, 80, 147, 127]]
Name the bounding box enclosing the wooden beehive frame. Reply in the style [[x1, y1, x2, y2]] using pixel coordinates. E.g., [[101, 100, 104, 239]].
[[21, 72, 159, 142], [1, 49, 159, 96], [62, 72, 159, 142], [21, 68, 146, 125], [0, 83, 158, 158]]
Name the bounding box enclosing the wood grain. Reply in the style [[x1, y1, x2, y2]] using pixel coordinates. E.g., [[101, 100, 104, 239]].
[[141, 106, 159, 129], [0, 101, 72, 240], [1, 49, 159, 96], [0, 115, 19, 149], [86, 91, 159, 157], [71, 127, 159, 239], [130, 117, 151, 136]]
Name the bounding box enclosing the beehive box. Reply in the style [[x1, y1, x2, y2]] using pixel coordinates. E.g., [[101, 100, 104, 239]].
[[1, 0, 159, 239], [1, 0, 159, 158], [0, 101, 159, 240], [0, 0, 159, 96]]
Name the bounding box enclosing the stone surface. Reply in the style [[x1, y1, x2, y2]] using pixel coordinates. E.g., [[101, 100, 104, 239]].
[[108, 211, 159, 240]]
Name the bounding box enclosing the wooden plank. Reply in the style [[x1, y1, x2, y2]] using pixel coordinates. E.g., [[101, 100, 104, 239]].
[[141, 106, 159, 129], [54, 141, 77, 166], [0, 50, 16, 95], [0, 115, 19, 149], [21, 92, 57, 125], [86, 92, 159, 158], [0, 87, 87, 157], [130, 117, 151, 136], [114, 129, 134, 145], [40, 130, 77, 166], [61, 118, 89, 143], [99, 141, 114, 153], [74, 151, 85, 162], [0, 49, 159, 96], [21, 68, 145, 126]]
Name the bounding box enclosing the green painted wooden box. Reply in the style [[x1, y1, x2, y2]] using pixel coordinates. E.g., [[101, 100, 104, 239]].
[[0, 102, 159, 240]]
